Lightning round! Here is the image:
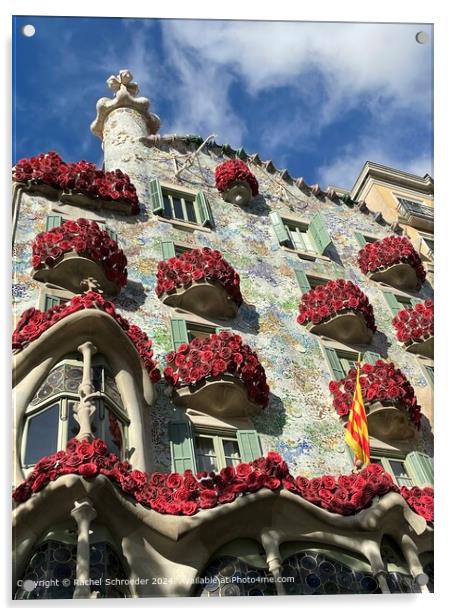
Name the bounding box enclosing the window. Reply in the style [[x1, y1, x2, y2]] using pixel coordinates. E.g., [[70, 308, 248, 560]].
[[15, 523, 130, 600], [396, 197, 433, 231], [160, 240, 196, 260], [322, 345, 380, 381], [370, 455, 413, 487], [150, 178, 214, 228], [170, 318, 231, 350], [382, 290, 420, 315], [354, 232, 381, 248], [22, 358, 128, 470], [43, 294, 68, 311], [294, 270, 331, 294], [194, 433, 242, 472], [269, 211, 332, 259], [168, 421, 262, 473], [369, 450, 433, 487]]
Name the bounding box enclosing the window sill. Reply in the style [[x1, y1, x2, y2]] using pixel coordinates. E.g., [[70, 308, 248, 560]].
[[282, 246, 330, 262], [155, 216, 212, 233]]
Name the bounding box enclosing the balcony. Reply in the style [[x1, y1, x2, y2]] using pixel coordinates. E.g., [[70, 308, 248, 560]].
[[31, 219, 127, 295], [13, 151, 139, 215], [397, 198, 433, 232], [297, 279, 376, 345], [163, 330, 269, 417], [214, 160, 259, 207], [329, 360, 421, 441], [393, 300, 434, 359], [358, 236, 426, 292], [156, 248, 242, 319]]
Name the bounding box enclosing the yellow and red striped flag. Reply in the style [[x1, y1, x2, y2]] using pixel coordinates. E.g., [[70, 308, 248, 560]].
[[345, 360, 370, 466]]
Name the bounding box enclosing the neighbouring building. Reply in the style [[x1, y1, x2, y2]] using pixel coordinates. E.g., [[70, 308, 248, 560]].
[[12, 70, 434, 599]]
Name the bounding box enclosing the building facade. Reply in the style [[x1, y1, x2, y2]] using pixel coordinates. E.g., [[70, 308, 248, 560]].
[[12, 70, 434, 599]]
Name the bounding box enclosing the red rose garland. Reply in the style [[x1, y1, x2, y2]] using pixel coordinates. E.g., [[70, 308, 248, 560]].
[[12, 439, 434, 523], [163, 330, 269, 409], [12, 292, 161, 382], [13, 151, 139, 214], [156, 247, 243, 307], [214, 160, 259, 196], [297, 279, 376, 332], [392, 299, 433, 344], [328, 359, 422, 429], [358, 236, 426, 283], [32, 218, 128, 289]]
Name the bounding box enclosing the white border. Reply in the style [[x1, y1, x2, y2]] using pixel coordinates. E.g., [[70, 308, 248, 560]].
[[2, 0, 450, 613]]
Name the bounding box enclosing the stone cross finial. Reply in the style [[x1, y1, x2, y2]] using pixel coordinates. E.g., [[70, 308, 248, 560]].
[[91, 68, 160, 140], [106, 69, 139, 97]]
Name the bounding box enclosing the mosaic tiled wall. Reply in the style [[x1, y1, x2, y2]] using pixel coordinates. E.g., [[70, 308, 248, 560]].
[[12, 126, 434, 477]]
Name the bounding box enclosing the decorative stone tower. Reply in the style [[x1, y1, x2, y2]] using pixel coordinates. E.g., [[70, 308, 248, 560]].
[[90, 69, 160, 177]]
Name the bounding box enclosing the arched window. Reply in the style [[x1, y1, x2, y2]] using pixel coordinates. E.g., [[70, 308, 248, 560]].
[[195, 538, 277, 597], [280, 543, 382, 595], [15, 522, 130, 599], [380, 537, 423, 593], [21, 355, 129, 471]]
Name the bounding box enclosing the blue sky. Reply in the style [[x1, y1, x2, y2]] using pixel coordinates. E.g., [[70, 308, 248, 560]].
[[12, 16, 433, 189]]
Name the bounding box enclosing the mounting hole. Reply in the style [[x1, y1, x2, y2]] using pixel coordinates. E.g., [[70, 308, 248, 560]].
[[22, 24, 36, 37], [415, 31, 428, 44]]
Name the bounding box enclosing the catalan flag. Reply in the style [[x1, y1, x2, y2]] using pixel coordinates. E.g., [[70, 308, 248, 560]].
[[345, 361, 370, 466]]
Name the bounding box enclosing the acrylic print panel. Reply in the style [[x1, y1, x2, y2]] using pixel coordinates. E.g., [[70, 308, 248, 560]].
[[12, 15, 434, 599]]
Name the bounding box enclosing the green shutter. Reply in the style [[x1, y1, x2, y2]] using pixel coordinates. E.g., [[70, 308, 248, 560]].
[[46, 215, 63, 231], [294, 269, 311, 293], [237, 430, 262, 462], [307, 212, 332, 254], [150, 178, 164, 214], [168, 421, 196, 473], [383, 291, 402, 315], [170, 319, 189, 351], [323, 347, 346, 381], [215, 327, 232, 334], [195, 191, 214, 227], [405, 451, 433, 487], [363, 351, 380, 365], [161, 241, 176, 260], [354, 232, 367, 248], [269, 212, 290, 246], [44, 295, 62, 311]]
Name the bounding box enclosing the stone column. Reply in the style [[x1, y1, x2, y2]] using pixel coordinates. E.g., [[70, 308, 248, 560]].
[[74, 342, 98, 441], [71, 499, 97, 599], [260, 529, 286, 595], [90, 69, 160, 175]]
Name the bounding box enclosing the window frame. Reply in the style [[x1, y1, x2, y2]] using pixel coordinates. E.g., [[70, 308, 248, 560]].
[[21, 358, 130, 471], [369, 451, 414, 488], [162, 188, 198, 225], [193, 430, 242, 472], [270, 211, 333, 261], [151, 179, 214, 231]]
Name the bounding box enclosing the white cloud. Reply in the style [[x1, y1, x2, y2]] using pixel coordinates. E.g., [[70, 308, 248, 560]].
[[317, 139, 433, 189], [160, 20, 432, 132]]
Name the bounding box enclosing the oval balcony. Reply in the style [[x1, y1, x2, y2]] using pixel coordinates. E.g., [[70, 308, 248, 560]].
[[13, 151, 139, 215], [214, 160, 259, 207], [329, 360, 422, 441], [163, 331, 269, 417], [392, 299, 433, 359], [156, 247, 242, 319], [297, 279, 376, 345], [31, 219, 127, 295], [358, 236, 426, 292]]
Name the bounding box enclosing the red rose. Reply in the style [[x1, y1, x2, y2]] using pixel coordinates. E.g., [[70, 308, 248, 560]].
[[182, 501, 198, 515], [236, 462, 252, 480], [31, 474, 48, 493], [199, 489, 218, 509], [166, 473, 183, 489], [79, 462, 98, 477]]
